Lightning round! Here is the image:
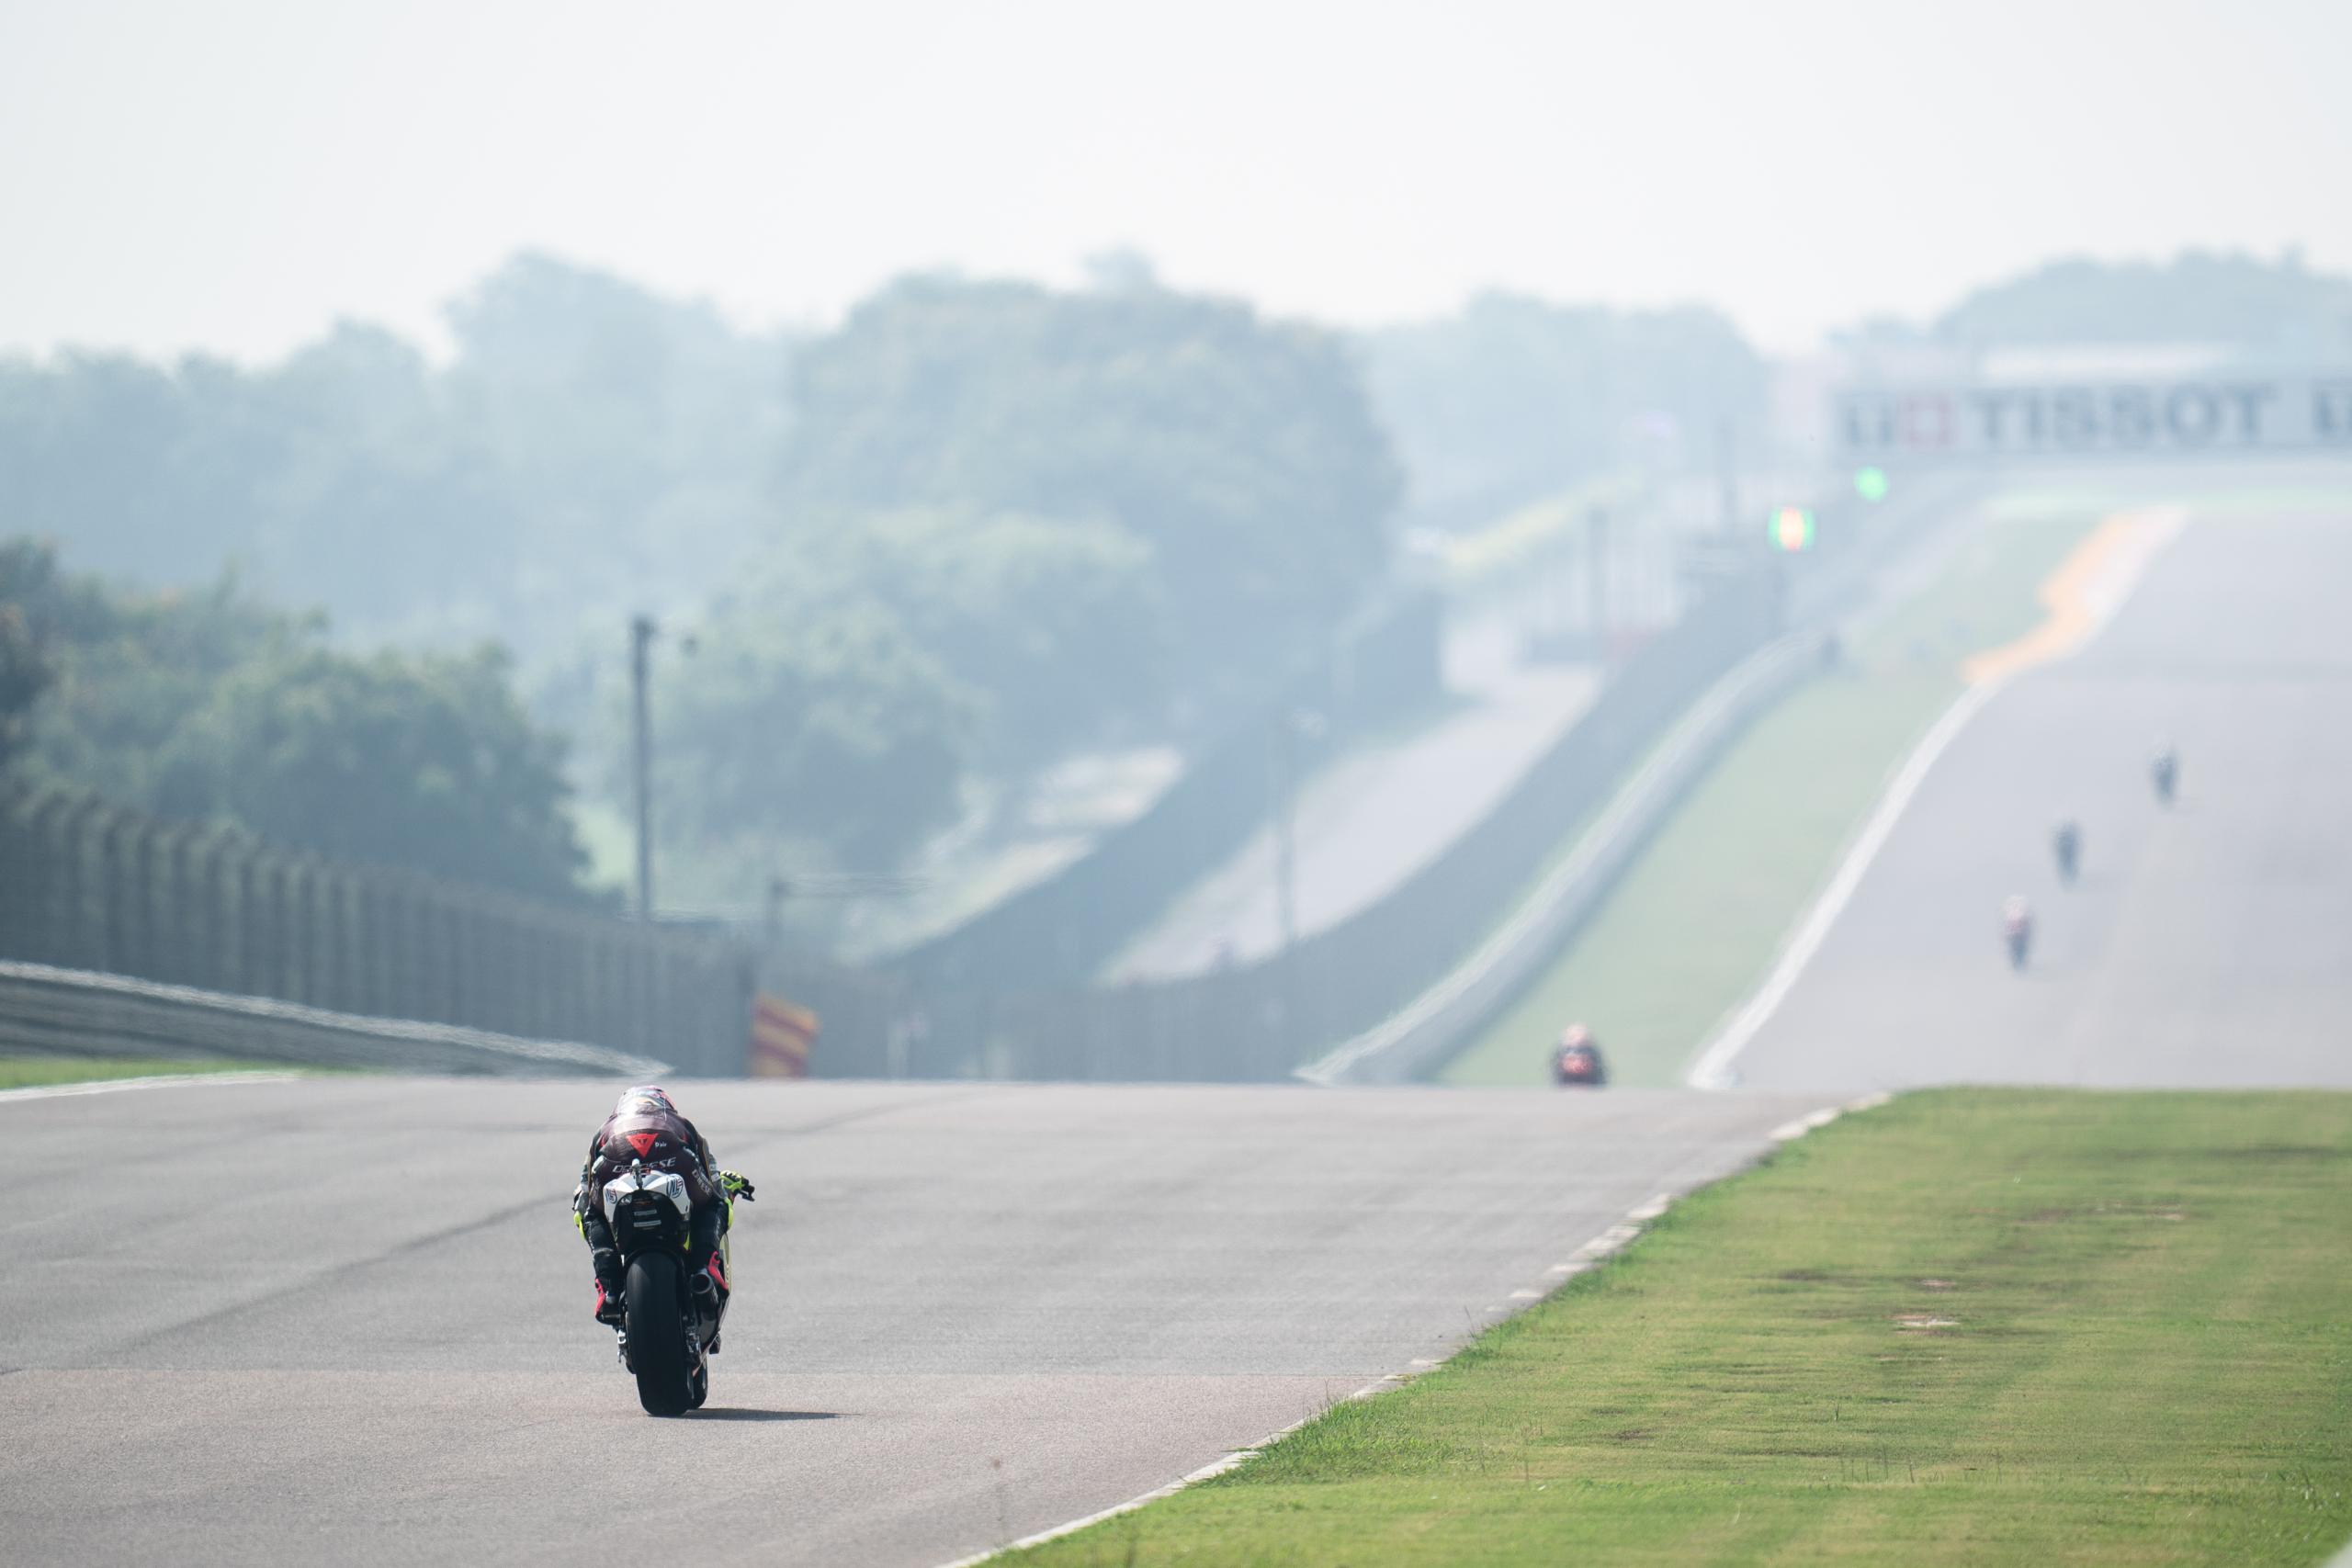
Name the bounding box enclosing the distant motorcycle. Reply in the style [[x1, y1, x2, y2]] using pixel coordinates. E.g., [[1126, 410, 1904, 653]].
[[1552, 1026, 1608, 1088], [2151, 747, 2178, 807], [2002, 897, 2033, 971], [2052, 821, 2081, 885]]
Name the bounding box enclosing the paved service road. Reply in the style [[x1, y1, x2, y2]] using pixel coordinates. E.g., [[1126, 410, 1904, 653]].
[[1110, 617, 1599, 981], [1736, 502, 2352, 1091], [0, 1077, 1822, 1567]]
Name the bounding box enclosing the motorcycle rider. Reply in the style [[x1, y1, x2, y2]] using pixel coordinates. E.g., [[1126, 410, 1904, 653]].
[[2151, 742, 2178, 806], [2052, 820, 2081, 884], [2002, 895, 2033, 970], [574, 1086, 754, 1327]]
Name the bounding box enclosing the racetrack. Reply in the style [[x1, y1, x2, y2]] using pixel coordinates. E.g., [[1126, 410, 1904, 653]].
[[0, 1077, 1822, 1567], [1728, 499, 2352, 1091]]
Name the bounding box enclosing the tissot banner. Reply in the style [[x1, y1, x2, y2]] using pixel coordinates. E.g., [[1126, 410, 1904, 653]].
[[1835, 374, 2352, 460]]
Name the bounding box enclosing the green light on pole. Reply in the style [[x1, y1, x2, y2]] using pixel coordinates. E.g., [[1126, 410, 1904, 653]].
[[1770, 506, 1815, 553], [1854, 466, 1890, 502]]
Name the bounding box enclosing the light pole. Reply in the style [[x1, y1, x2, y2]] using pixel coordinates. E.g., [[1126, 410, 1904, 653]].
[[629, 614, 658, 920]]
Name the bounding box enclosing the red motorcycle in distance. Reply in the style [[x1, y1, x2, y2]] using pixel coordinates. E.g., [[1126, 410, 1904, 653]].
[[2003, 896, 2033, 971], [1552, 1027, 1609, 1088]]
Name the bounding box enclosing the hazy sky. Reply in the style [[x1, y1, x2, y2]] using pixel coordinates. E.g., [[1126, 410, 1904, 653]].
[[4, 0, 2346, 363]]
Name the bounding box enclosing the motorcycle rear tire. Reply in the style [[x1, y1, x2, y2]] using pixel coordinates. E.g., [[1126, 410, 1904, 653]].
[[626, 1253, 696, 1416]]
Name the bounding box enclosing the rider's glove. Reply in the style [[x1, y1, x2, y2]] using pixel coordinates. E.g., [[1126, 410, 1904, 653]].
[[719, 1170, 756, 1202]]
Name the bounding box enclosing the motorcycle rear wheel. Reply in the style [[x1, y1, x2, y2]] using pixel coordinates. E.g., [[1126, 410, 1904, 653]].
[[625, 1252, 696, 1416]]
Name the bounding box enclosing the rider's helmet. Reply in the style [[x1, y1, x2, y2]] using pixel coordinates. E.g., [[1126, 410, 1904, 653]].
[[1559, 1023, 1592, 1050], [616, 1085, 677, 1118], [2003, 894, 2030, 923]]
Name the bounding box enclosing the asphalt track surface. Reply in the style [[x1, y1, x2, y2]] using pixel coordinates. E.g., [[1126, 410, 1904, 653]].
[[1735, 501, 2352, 1091], [0, 1077, 1822, 1567]]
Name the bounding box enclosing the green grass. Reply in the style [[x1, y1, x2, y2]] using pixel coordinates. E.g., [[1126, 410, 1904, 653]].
[[1442, 502, 2106, 1087], [1001, 1089, 2352, 1567], [0, 1055, 277, 1090]]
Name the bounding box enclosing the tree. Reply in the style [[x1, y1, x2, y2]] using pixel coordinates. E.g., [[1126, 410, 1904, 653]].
[[777, 275, 1401, 707], [444, 253, 795, 649], [162, 644, 587, 899], [2, 541, 589, 899], [746, 505, 1164, 761], [0, 541, 58, 772], [1361, 292, 1767, 531], [1936, 250, 2352, 352], [657, 593, 976, 876]]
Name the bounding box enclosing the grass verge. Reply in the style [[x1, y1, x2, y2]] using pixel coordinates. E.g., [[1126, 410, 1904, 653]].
[[1001, 1089, 2352, 1567], [0, 1055, 281, 1090], [1442, 498, 2107, 1087]]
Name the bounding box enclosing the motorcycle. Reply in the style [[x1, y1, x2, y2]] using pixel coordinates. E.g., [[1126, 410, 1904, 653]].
[[2003, 908, 2032, 971], [601, 1158, 731, 1416], [1553, 1043, 1608, 1088]]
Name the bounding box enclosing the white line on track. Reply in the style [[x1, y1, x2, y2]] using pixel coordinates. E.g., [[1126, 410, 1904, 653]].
[[0, 1070, 300, 1106], [1684, 507, 2188, 1091], [1686, 679, 2001, 1092]]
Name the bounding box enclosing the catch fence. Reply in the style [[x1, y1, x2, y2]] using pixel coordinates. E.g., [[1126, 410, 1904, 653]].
[[0, 789, 750, 1073]]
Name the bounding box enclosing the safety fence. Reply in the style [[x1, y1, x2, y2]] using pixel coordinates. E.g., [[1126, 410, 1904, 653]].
[[0, 788, 751, 1074]]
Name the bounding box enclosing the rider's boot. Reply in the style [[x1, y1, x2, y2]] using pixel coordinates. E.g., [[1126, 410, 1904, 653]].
[[592, 1247, 626, 1326]]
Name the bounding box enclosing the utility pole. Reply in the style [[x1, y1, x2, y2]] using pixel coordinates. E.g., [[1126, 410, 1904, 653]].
[[629, 614, 658, 921]]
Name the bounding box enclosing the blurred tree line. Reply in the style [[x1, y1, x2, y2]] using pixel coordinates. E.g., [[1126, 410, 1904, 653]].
[[0, 538, 587, 898], [1360, 292, 1768, 533], [1934, 250, 2352, 353], [0, 258, 1406, 902]]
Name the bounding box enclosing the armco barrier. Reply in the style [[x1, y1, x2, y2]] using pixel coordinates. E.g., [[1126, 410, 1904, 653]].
[[1295, 631, 1829, 1084], [0, 958, 670, 1077]]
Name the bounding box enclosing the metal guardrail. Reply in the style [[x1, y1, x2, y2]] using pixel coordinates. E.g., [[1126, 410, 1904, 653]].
[[1296, 631, 1828, 1085], [0, 958, 672, 1077]]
